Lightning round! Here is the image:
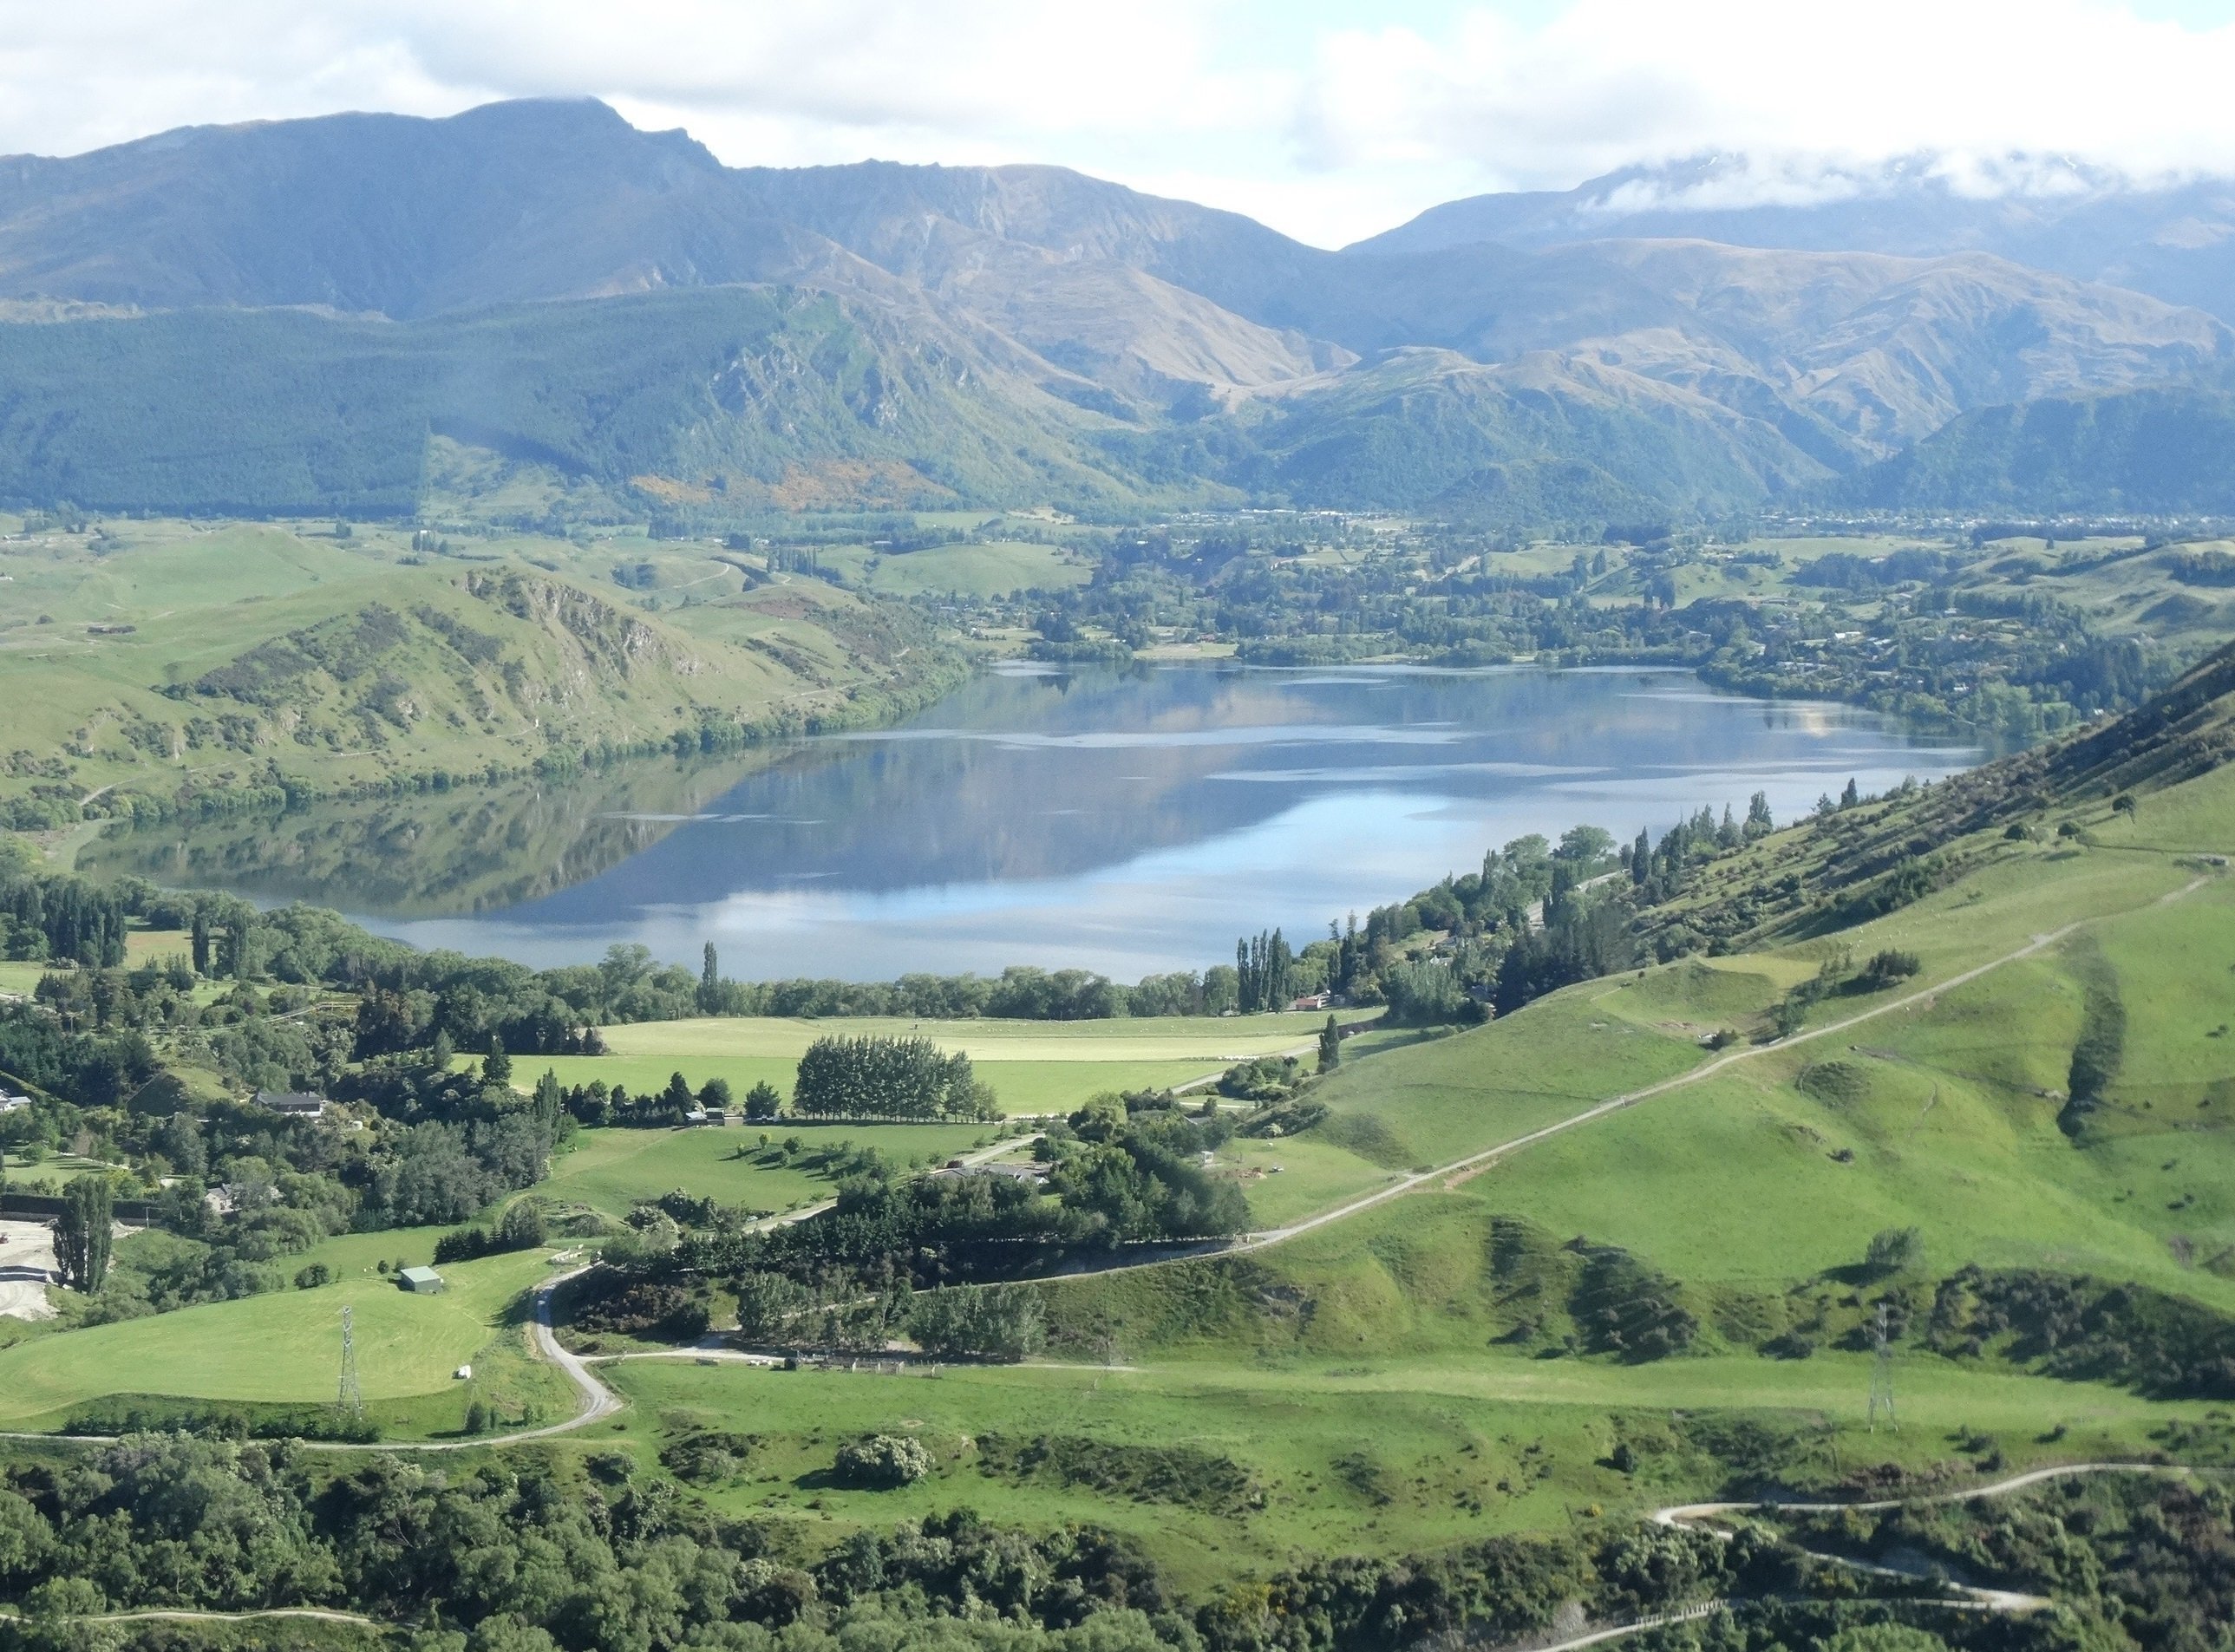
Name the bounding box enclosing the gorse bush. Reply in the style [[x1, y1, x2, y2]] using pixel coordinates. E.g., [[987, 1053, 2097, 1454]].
[[835, 1433, 933, 1488]]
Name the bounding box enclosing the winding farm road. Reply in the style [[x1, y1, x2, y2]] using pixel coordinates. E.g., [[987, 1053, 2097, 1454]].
[[1054, 891, 2206, 1276], [1519, 1462, 2218, 1652]]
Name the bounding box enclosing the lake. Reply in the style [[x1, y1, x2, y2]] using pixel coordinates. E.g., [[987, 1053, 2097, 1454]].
[[88, 662, 1989, 980]]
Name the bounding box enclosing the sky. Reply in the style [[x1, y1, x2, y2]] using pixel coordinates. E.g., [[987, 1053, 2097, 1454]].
[[7, 0, 2235, 246]]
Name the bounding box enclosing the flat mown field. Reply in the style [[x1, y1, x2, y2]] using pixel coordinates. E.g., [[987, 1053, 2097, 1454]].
[[531, 1120, 1009, 1222], [0, 1243, 566, 1433], [516, 1011, 1340, 1120]]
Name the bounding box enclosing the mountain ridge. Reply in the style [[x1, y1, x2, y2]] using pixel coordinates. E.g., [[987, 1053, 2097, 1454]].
[[1352, 151, 2235, 324], [2, 101, 2232, 519]]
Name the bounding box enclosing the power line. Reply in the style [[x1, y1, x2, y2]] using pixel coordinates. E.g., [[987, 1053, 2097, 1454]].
[[338, 1303, 362, 1417], [1867, 1301, 1898, 1433]]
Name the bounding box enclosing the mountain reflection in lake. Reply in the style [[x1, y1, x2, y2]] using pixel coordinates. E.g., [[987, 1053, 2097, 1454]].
[[93, 663, 1988, 979]]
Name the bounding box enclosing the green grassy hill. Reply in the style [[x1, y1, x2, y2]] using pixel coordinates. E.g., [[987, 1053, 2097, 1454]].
[[0, 516, 964, 822]]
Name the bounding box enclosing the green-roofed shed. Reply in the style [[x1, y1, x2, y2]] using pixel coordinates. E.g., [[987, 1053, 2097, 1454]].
[[397, 1266, 445, 1294]]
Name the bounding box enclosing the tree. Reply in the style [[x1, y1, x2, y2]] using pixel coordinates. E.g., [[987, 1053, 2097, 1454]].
[[500, 1198, 547, 1250], [697, 1077, 733, 1113], [1864, 1226, 1923, 1277], [1840, 777, 1861, 809], [1556, 825, 1615, 865], [1317, 1014, 1341, 1074], [532, 1068, 564, 1134], [793, 1036, 998, 1121], [189, 910, 211, 976], [734, 1270, 808, 1340], [698, 942, 721, 1013], [2112, 792, 2137, 819], [220, 916, 251, 979], [1744, 791, 1774, 839], [907, 1283, 1045, 1361], [53, 1176, 113, 1291], [482, 1040, 512, 1087], [743, 1081, 782, 1121], [661, 1071, 694, 1122]]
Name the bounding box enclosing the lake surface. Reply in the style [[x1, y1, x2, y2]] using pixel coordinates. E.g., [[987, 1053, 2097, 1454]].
[[94, 663, 1989, 980]]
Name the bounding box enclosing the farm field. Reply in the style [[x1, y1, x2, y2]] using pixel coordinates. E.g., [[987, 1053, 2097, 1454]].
[[529, 1120, 1009, 1223], [0, 1242, 568, 1434], [517, 1011, 1341, 1120]]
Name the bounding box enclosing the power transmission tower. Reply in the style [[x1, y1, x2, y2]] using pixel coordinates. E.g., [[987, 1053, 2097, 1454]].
[[1866, 1301, 1898, 1433], [338, 1304, 363, 1417]]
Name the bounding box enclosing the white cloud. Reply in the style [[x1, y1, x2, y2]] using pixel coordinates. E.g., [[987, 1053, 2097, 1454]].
[[0, 1, 2232, 247]]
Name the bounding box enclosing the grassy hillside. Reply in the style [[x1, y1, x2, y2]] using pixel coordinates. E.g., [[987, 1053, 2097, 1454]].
[[0, 515, 964, 823]]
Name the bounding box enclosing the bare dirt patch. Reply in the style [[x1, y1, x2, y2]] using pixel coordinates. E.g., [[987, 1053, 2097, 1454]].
[[0, 1217, 58, 1321]]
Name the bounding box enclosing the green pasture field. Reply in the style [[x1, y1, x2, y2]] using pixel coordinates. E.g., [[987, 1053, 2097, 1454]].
[[530, 1121, 1006, 1223], [818, 540, 1091, 598], [0, 928, 198, 999], [598, 1011, 1336, 1061], [512, 1011, 1340, 1120], [1215, 1134, 1401, 1228], [596, 1348, 2213, 1584], [522, 1054, 1235, 1120], [0, 1241, 569, 1435]]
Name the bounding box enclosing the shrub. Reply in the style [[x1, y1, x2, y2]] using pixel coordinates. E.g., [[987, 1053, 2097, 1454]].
[[834, 1433, 931, 1488], [661, 1429, 757, 1483], [293, 1263, 332, 1290]]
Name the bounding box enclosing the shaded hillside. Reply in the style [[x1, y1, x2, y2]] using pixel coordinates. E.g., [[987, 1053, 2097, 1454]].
[[0, 285, 1140, 516], [1841, 385, 2235, 515]]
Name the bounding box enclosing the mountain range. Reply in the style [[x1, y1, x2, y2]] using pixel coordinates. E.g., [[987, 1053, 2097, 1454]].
[[2, 99, 2231, 522]]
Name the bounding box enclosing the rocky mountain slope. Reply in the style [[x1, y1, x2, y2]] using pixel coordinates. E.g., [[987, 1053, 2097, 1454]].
[[2, 101, 2230, 517], [1352, 153, 2235, 324]]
